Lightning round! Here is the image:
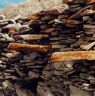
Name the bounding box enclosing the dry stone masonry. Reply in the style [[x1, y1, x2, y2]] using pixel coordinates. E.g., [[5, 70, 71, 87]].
[[0, 0, 95, 96]]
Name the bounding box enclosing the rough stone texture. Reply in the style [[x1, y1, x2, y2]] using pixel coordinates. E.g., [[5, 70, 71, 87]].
[[0, 0, 95, 96], [0, 0, 65, 19]]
